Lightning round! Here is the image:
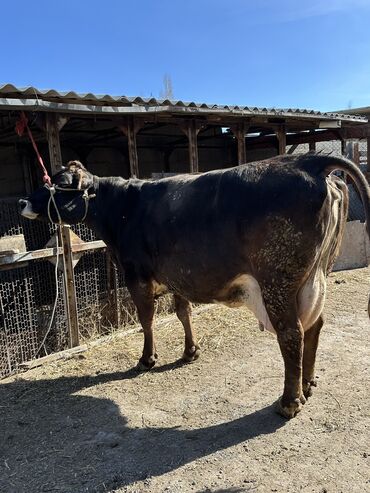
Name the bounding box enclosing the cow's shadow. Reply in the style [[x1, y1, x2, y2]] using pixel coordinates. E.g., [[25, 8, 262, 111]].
[[0, 365, 286, 492]]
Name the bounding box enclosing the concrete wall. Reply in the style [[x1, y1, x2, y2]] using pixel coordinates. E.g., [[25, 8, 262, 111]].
[[333, 221, 370, 271]]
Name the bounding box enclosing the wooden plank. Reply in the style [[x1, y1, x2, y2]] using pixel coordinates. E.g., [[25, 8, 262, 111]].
[[19, 345, 88, 370], [0, 240, 106, 269], [60, 225, 79, 348]]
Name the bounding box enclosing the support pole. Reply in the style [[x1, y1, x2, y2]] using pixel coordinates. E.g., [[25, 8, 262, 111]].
[[119, 117, 142, 177], [275, 125, 286, 155], [180, 120, 204, 173], [231, 122, 248, 165], [45, 112, 79, 348], [367, 137, 370, 182], [45, 113, 68, 172]]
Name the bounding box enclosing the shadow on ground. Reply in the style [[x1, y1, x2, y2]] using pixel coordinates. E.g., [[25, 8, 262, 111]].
[[0, 364, 286, 492]]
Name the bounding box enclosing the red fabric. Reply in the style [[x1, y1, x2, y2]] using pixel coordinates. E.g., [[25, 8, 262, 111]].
[[15, 112, 52, 185]]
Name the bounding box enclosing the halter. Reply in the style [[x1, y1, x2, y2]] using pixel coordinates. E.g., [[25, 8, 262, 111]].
[[45, 183, 96, 224]]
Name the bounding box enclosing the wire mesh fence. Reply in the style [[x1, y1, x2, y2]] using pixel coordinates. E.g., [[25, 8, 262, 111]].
[[0, 198, 142, 378]]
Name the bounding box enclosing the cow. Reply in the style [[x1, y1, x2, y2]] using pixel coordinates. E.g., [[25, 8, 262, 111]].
[[19, 153, 370, 418]]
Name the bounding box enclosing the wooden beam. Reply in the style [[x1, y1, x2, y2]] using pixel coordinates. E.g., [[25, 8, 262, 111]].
[[246, 129, 340, 150], [0, 240, 106, 270], [119, 117, 143, 177]]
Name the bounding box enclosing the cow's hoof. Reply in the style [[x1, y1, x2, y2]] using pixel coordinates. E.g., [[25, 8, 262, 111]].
[[182, 345, 201, 362], [303, 379, 317, 399], [276, 396, 305, 419], [136, 353, 158, 371]]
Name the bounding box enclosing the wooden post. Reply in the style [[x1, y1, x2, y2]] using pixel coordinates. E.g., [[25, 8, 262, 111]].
[[231, 122, 248, 165], [353, 142, 360, 166], [180, 120, 204, 173], [119, 117, 141, 177], [45, 113, 79, 348], [309, 132, 316, 151], [275, 126, 286, 154], [60, 225, 79, 348], [45, 113, 68, 172]]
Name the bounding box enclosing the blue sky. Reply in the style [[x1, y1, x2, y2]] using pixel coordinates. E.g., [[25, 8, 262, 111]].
[[2, 0, 370, 111]]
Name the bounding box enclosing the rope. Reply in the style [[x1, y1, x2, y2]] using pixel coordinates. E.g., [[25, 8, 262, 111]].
[[15, 113, 95, 358], [15, 111, 52, 185], [33, 226, 60, 358]]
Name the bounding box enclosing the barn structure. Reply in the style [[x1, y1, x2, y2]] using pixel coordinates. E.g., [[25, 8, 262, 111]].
[[0, 83, 368, 378]]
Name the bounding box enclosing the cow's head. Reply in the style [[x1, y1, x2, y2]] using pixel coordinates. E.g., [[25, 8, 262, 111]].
[[19, 161, 95, 224]]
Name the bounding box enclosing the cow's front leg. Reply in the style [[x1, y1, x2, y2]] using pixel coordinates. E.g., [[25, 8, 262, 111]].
[[128, 281, 157, 370], [303, 315, 323, 398], [174, 294, 200, 362], [272, 311, 305, 419]]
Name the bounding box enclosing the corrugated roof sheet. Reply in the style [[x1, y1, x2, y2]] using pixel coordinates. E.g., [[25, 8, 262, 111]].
[[0, 83, 366, 122]]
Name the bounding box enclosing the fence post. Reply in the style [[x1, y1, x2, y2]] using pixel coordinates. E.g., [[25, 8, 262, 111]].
[[45, 113, 79, 348], [60, 225, 79, 348]]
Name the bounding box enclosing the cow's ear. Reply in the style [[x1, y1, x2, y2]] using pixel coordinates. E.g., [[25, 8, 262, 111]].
[[66, 160, 87, 172], [66, 160, 91, 189]]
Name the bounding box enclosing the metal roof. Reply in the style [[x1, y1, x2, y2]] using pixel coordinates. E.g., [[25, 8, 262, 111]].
[[337, 106, 370, 116], [0, 83, 367, 123]]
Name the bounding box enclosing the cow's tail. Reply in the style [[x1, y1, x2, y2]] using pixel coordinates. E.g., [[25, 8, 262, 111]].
[[300, 152, 370, 317]]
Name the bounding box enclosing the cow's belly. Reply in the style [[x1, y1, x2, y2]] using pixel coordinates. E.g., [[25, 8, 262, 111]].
[[216, 272, 327, 335], [215, 274, 276, 335]]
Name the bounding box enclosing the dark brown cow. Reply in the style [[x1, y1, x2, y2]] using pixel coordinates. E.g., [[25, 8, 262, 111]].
[[19, 153, 370, 418]]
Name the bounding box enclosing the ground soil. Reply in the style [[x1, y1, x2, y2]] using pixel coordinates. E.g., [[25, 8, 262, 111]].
[[0, 267, 369, 493]]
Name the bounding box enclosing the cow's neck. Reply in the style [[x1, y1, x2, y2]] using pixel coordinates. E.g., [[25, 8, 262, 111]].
[[84, 176, 140, 251]]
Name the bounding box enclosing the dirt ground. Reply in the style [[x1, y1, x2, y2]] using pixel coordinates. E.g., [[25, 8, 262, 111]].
[[0, 267, 369, 493]]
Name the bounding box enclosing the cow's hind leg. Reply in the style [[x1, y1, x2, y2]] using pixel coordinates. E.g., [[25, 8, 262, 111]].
[[128, 282, 157, 370], [174, 294, 200, 362], [267, 306, 305, 419], [303, 315, 323, 398]]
